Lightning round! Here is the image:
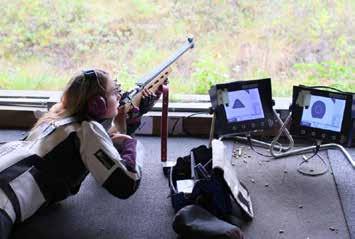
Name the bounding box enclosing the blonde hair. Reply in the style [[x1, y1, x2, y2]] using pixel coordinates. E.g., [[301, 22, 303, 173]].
[[33, 69, 111, 129]]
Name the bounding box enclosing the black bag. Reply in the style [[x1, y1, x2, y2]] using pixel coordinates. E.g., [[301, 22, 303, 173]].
[[169, 145, 212, 211], [169, 144, 253, 222]]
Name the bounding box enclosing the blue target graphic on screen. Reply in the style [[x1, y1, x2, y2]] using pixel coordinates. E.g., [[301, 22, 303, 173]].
[[300, 95, 346, 132], [224, 88, 264, 123], [311, 100, 326, 119]]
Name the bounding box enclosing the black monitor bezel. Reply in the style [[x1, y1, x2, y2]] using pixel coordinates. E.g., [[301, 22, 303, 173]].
[[290, 85, 353, 143], [209, 78, 274, 137]]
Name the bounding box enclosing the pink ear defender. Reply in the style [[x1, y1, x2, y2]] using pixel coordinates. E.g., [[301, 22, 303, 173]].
[[84, 70, 108, 119]]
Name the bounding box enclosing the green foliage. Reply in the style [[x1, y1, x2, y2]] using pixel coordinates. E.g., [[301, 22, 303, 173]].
[[116, 66, 136, 91], [192, 54, 229, 94], [0, 70, 66, 90], [0, 0, 86, 59], [294, 61, 355, 92], [335, 35, 353, 62], [131, 0, 158, 16], [132, 46, 164, 72], [0, 0, 353, 96]]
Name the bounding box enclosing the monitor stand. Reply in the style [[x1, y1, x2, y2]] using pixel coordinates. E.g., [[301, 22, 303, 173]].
[[297, 153, 329, 176], [209, 109, 355, 174], [209, 109, 295, 153], [270, 112, 355, 169]]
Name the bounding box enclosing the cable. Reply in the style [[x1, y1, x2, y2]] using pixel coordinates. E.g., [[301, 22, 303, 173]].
[[168, 111, 209, 136], [170, 118, 181, 135], [315, 153, 328, 168], [185, 112, 209, 118], [246, 134, 273, 158], [181, 112, 210, 136], [305, 85, 346, 93], [300, 141, 320, 162]]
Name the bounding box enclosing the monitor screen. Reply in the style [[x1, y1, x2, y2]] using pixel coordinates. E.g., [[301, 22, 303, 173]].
[[300, 95, 346, 132], [224, 88, 265, 123], [209, 78, 274, 137], [290, 85, 353, 145]]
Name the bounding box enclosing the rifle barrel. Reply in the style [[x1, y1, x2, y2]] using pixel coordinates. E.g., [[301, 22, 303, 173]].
[[137, 38, 194, 87]]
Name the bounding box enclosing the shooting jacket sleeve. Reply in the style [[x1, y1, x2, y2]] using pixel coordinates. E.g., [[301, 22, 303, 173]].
[[78, 121, 142, 199]]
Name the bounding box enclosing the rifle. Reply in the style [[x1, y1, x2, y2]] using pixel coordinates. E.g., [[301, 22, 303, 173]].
[[116, 37, 194, 133], [119, 37, 194, 111]]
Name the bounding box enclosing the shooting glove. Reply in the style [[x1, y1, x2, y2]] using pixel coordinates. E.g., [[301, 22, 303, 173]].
[[139, 88, 162, 115], [126, 88, 163, 135]]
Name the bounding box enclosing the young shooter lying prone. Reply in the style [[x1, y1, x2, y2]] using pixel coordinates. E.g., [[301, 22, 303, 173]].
[[0, 69, 161, 238]]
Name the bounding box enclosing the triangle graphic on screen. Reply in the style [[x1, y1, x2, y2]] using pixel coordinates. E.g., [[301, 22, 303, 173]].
[[233, 99, 245, 109]]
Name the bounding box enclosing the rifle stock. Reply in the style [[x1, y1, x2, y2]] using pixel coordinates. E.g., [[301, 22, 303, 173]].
[[130, 67, 172, 109]]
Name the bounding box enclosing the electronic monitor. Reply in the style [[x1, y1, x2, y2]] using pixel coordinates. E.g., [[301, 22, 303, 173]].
[[209, 78, 276, 137], [290, 85, 353, 144]]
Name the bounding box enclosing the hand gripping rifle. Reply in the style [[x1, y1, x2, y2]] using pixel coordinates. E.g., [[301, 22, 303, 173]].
[[117, 38, 194, 165]]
